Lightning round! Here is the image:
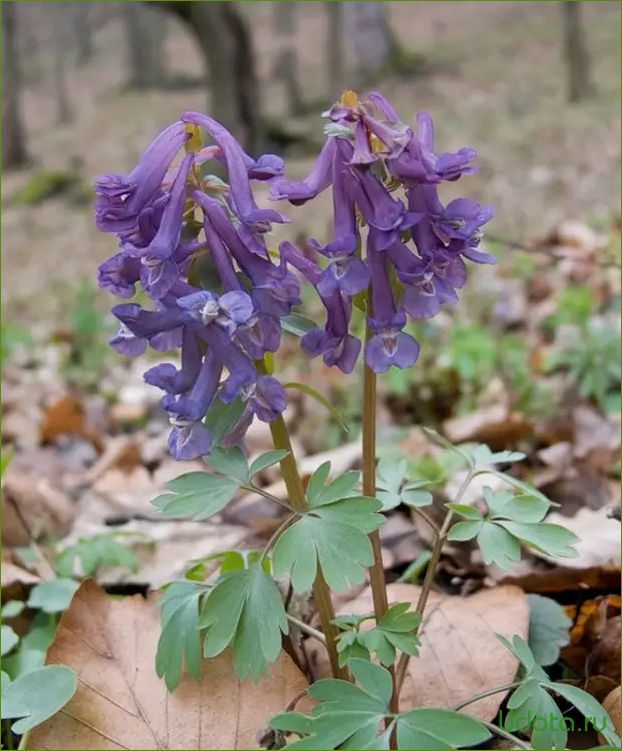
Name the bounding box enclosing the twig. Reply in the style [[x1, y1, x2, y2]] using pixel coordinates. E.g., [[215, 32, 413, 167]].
[[5, 495, 57, 580], [286, 614, 327, 645]]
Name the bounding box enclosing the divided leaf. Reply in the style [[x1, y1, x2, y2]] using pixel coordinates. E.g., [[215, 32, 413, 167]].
[[204, 446, 249, 482], [27, 578, 79, 614], [200, 564, 288, 682], [156, 580, 204, 691], [271, 660, 491, 750], [272, 494, 384, 593], [0, 666, 77, 733], [527, 594, 572, 666], [152, 471, 239, 520], [56, 533, 138, 577]]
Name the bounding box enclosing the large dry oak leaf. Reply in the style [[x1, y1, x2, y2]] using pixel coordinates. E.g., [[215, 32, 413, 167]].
[[29, 580, 308, 750]]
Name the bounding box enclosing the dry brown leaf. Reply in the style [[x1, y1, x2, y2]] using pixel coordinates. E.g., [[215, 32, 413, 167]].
[[30, 580, 308, 750], [2, 468, 75, 545], [601, 686, 621, 741], [443, 405, 531, 448], [545, 507, 620, 570], [311, 582, 528, 722]]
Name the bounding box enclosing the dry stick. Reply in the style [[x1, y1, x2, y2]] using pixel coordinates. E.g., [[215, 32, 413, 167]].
[[269, 413, 347, 680], [396, 470, 474, 692], [362, 322, 399, 723]]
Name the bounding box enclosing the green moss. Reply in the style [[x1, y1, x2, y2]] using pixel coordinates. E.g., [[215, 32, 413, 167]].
[[13, 170, 82, 206]]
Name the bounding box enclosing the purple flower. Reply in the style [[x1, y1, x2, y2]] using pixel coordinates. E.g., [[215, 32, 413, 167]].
[[97, 252, 141, 298], [182, 111, 288, 234], [123, 154, 195, 260], [221, 371, 287, 423], [94, 121, 188, 234], [177, 290, 255, 335], [270, 138, 337, 204], [365, 313, 420, 373]]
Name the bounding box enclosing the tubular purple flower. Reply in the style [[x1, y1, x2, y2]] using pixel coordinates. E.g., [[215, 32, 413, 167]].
[[123, 154, 195, 259], [97, 253, 141, 298], [94, 121, 188, 234], [182, 111, 287, 233], [270, 138, 337, 204]]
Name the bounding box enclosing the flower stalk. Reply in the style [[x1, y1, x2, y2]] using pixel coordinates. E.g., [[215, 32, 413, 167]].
[[268, 412, 347, 680]]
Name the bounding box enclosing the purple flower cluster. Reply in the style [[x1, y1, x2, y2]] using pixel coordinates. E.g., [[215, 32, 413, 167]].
[[95, 92, 493, 460], [95, 113, 299, 459], [271, 91, 494, 374]]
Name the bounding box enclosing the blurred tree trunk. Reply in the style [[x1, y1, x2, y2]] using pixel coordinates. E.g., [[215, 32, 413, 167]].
[[2, 1, 28, 168], [160, 1, 262, 154], [325, 2, 345, 97], [562, 1, 593, 102], [72, 2, 93, 66], [274, 3, 303, 115], [345, 2, 396, 82], [124, 3, 166, 89], [53, 44, 72, 125]]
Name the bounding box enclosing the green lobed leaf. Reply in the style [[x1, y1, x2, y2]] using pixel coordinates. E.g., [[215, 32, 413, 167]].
[[396, 708, 491, 750], [545, 682, 621, 747], [447, 502, 483, 520], [447, 520, 482, 542], [3, 647, 46, 680], [477, 521, 521, 569], [1, 601, 25, 618], [152, 471, 239, 520], [56, 533, 138, 577], [0, 665, 77, 733], [1, 624, 19, 656], [156, 581, 204, 691], [484, 487, 550, 523], [249, 450, 290, 477], [27, 578, 79, 614], [204, 446, 249, 482], [498, 520, 580, 558], [306, 463, 361, 506], [272, 497, 383, 592], [527, 594, 572, 666], [200, 563, 288, 682]]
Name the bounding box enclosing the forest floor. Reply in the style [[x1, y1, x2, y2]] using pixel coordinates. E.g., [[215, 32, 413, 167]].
[[1, 1, 620, 324]]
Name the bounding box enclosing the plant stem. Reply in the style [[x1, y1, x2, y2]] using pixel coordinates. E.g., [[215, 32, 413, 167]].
[[286, 614, 327, 645], [479, 719, 533, 750], [362, 322, 398, 723], [268, 413, 347, 680], [259, 514, 296, 564], [451, 682, 522, 711], [362, 361, 389, 621], [396, 470, 474, 692], [242, 483, 301, 516]]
